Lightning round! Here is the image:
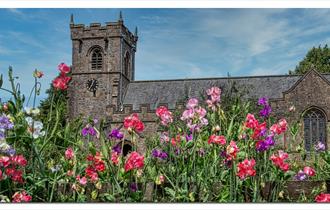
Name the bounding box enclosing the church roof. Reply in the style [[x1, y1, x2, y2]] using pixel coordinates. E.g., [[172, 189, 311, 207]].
[[123, 73, 330, 110]]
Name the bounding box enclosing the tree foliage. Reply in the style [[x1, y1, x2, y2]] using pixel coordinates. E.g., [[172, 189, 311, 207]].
[[290, 44, 330, 75]]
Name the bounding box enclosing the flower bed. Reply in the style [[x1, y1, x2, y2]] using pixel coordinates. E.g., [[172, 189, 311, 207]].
[[0, 64, 329, 203]]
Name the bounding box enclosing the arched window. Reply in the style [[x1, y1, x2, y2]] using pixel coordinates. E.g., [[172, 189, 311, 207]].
[[91, 48, 103, 70], [124, 52, 130, 77], [303, 108, 327, 151]]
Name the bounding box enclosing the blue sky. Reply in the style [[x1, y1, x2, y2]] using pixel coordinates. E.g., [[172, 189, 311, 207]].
[[1, 8, 330, 104]]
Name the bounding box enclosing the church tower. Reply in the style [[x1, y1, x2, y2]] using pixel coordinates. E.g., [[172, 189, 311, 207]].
[[68, 13, 138, 120]]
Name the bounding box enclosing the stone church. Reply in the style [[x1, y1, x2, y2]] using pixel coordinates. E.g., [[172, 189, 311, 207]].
[[68, 14, 330, 152]]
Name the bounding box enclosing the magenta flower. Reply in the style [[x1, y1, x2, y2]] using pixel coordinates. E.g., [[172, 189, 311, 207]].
[[81, 124, 97, 137], [315, 141, 326, 152], [108, 128, 124, 140]]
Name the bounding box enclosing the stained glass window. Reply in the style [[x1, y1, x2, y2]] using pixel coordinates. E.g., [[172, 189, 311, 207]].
[[303, 108, 327, 151]]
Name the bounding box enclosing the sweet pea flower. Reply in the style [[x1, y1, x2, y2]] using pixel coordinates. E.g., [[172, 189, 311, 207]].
[[186, 98, 199, 109], [294, 170, 307, 181], [58, 63, 71, 74], [33, 70, 44, 78], [123, 113, 145, 134], [65, 147, 74, 160], [208, 135, 226, 145], [76, 175, 87, 186], [25, 117, 45, 139], [124, 152, 144, 172], [81, 124, 97, 137], [315, 141, 326, 152], [303, 166, 316, 177], [108, 128, 124, 140], [237, 158, 256, 180], [155, 106, 173, 126], [12, 191, 32, 203], [315, 193, 330, 203]]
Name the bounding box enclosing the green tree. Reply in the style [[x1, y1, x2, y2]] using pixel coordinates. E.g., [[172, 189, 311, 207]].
[[290, 44, 330, 75]]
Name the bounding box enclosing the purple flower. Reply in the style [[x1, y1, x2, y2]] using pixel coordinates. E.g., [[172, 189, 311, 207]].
[[186, 133, 193, 142], [315, 141, 326, 152], [0, 114, 14, 130], [265, 135, 275, 146], [258, 97, 268, 106], [108, 128, 124, 140], [129, 182, 138, 192], [81, 124, 96, 137], [256, 136, 275, 152], [152, 149, 168, 160], [259, 104, 272, 118], [294, 170, 307, 181], [112, 143, 122, 154], [6, 148, 16, 156]]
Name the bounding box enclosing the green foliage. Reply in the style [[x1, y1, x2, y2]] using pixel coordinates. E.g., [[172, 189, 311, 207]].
[[290, 44, 330, 74]]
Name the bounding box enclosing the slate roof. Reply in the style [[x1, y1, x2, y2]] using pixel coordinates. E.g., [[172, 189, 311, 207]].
[[123, 73, 330, 111]]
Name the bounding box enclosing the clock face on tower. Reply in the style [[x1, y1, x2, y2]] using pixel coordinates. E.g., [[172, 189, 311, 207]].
[[86, 79, 99, 96]]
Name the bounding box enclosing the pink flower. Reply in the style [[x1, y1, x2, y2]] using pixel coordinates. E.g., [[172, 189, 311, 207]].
[[303, 166, 316, 177], [12, 191, 32, 203], [195, 107, 207, 119], [208, 135, 226, 145], [111, 152, 120, 166], [237, 158, 256, 180], [245, 113, 258, 129], [52, 74, 71, 90], [58, 63, 71, 74], [226, 140, 239, 160], [155, 106, 173, 126], [65, 147, 74, 160], [76, 175, 87, 186], [270, 119, 287, 135], [0, 156, 11, 168], [181, 109, 195, 120], [206, 87, 221, 111], [186, 98, 199, 109]]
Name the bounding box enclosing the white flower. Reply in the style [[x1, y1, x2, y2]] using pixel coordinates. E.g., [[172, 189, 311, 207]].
[[25, 117, 45, 139], [24, 107, 40, 116]]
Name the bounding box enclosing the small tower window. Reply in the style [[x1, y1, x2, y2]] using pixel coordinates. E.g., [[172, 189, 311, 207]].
[[91, 48, 103, 70], [303, 108, 327, 151], [79, 40, 83, 53], [124, 52, 131, 77]]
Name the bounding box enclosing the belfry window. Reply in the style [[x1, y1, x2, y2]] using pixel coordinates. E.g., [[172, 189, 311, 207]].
[[303, 108, 327, 151], [124, 52, 130, 77], [91, 48, 103, 70]]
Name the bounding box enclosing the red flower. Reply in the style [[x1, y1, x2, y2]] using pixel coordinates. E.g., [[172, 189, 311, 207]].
[[208, 135, 226, 145], [270, 150, 290, 172], [303, 166, 316, 177], [65, 147, 74, 160], [251, 122, 267, 140], [0, 170, 2, 180], [11, 155, 27, 167], [11, 170, 24, 183], [124, 113, 145, 133], [315, 193, 330, 203], [12, 191, 32, 203], [237, 158, 256, 180], [245, 113, 258, 129], [52, 74, 71, 90], [226, 140, 239, 160], [124, 151, 144, 172], [58, 63, 71, 74], [0, 156, 10, 168]]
